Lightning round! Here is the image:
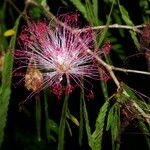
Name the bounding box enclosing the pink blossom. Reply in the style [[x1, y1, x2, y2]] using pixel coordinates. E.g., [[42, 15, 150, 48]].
[[14, 17, 111, 99]]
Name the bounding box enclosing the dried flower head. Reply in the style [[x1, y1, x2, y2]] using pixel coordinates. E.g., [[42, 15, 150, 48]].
[[25, 67, 43, 92], [14, 15, 110, 99], [140, 23, 150, 47], [140, 23, 150, 71]]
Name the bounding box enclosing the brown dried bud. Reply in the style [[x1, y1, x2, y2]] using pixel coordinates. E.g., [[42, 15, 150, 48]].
[[140, 24, 150, 71], [140, 23, 150, 47], [25, 68, 43, 92], [120, 100, 137, 133]]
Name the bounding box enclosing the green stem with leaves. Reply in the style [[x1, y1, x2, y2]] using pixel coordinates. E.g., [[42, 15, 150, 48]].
[[0, 15, 21, 147]]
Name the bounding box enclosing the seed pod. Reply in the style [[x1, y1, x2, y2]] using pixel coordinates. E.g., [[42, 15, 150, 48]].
[[25, 68, 43, 92]]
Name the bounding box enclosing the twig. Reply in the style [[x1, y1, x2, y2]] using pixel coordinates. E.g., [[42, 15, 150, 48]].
[[27, 0, 145, 34], [132, 102, 150, 125], [76, 24, 145, 33], [87, 49, 121, 89], [111, 66, 150, 76]]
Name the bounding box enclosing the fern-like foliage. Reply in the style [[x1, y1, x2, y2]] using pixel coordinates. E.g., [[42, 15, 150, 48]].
[[91, 100, 110, 150], [0, 15, 21, 148]]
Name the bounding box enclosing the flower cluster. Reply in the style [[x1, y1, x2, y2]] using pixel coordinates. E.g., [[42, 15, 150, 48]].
[[14, 15, 111, 99]]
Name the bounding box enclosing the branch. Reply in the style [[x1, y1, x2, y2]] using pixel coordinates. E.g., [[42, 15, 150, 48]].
[[77, 24, 145, 33], [111, 66, 150, 76], [87, 49, 121, 89], [87, 49, 150, 125], [27, 0, 146, 34], [132, 102, 150, 125]]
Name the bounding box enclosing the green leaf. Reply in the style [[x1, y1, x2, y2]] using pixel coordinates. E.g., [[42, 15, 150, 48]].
[[100, 81, 109, 99], [122, 84, 137, 100], [106, 104, 114, 131], [112, 9, 124, 37], [58, 94, 69, 150], [123, 84, 150, 114], [0, 1, 8, 50], [47, 119, 58, 134], [91, 100, 110, 150], [129, 30, 140, 48], [67, 112, 79, 126], [111, 104, 120, 150], [85, 0, 95, 24], [118, 85, 149, 146], [82, 98, 95, 149], [118, 2, 139, 47], [0, 15, 21, 148], [138, 121, 150, 148], [118, 5, 133, 26], [98, 0, 115, 46], [106, 102, 121, 150], [92, 0, 98, 19]]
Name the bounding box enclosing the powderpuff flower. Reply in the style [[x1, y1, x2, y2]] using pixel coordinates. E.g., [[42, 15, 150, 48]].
[[14, 16, 111, 100]]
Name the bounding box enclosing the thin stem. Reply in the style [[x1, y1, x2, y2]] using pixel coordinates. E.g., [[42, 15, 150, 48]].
[[35, 94, 42, 142], [79, 89, 84, 146], [87, 49, 150, 84], [44, 89, 49, 141], [111, 66, 150, 76], [31, 0, 145, 35], [87, 49, 121, 89], [132, 102, 150, 125], [77, 24, 145, 33], [58, 94, 69, 150]]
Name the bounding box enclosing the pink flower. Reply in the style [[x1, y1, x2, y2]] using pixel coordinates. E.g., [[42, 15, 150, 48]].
[[14, 17, 111, 99]]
